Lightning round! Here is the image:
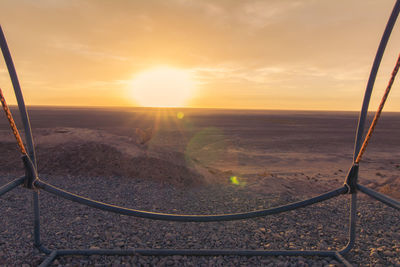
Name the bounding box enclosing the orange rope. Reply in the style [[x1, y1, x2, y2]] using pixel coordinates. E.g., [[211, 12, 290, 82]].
[[0, 88, 27, 154], [355, 53, 400, 164]]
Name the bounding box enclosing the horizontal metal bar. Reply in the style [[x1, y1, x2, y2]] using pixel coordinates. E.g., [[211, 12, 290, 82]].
[[35, 179, 347, 222], [358, 184, 399, 210], [56, 248, 338, 257], [0, 176, 25, 197], [335, 252, 354, 267], [38, 251, 57, 267]]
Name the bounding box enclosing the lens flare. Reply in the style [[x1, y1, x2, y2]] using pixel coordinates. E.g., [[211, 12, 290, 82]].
[[230, 176, 246, 186], [177, 112, 184, 119], [185, 127, 239, 170], [185, 127, 225, 165]]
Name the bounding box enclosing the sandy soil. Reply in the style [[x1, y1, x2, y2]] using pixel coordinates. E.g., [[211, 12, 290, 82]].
[[0, 107, 399, 266]]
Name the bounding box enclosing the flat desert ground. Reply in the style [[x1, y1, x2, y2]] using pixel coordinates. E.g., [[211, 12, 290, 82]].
[[0, 107, 399, 266]]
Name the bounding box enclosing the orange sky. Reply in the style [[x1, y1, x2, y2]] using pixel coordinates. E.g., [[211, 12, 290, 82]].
[[0, 0, 399, 111]]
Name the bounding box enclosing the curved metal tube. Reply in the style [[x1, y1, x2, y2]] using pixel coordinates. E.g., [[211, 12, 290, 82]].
[[0, 24, 41, 248], [353, 0, 400, 161], [55, 248, 337, 257], [2, 2, 400, 266], [38, 251, 57, 267], [37, 244, 52, 255], [335, 252, 353, 267], [0, 25, 37, 165], [35, 179, 347, 222], [338, 193, 357, 255]]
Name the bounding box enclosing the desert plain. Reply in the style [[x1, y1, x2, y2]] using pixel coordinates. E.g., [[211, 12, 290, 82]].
[[0, 107, 399, 266]]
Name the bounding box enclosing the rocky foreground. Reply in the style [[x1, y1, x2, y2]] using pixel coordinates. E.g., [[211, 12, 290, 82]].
[[1, 173, 399, 267]]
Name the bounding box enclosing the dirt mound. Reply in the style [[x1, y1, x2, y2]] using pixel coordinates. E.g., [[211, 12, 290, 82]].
[[0, 142, 25, 173], [365, 176, 400, 200], [32, 142, 205, 187], [378, 183, 400, 199]]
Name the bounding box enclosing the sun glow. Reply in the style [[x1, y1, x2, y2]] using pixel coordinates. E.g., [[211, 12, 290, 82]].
[[129, 67, 196, 107]]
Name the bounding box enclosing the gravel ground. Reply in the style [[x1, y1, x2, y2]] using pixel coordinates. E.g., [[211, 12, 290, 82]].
[[0, 174, 399, 267]]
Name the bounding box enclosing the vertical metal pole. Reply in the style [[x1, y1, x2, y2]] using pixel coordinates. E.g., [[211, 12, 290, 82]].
[[346, 0, 400, 257], [0, 25, 41, 248], [340, 193, 357, 255], [33, 192, 41, 247], [353, 0, 400, 161]]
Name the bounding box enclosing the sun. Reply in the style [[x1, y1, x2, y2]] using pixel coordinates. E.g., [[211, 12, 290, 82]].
[[129, 66, 196, 107]]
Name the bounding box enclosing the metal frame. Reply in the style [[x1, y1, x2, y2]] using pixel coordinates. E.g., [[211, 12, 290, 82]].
[[1, 1, 400, 266]]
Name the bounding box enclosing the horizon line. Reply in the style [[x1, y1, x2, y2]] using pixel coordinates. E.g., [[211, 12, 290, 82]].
[[6, 104, 400, 113]]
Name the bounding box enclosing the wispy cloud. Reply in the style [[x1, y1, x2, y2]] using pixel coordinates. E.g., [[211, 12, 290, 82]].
[[0, 0, 398, 110], [50, 41, 128, 62], [236, 1, 305, 28]]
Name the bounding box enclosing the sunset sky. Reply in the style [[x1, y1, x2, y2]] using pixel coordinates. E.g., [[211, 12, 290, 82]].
[[0, 0, 399, 111]]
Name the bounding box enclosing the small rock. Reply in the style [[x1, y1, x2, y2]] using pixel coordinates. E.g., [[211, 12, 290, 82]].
[[329, 260, 340, 265], [166, 259, 175, 266], [173, 255, 182, 261], [116, 241, 124, 247], [370, 250, 380, 259], [165, 233, 174, 240], [383, 250, 394, 257]]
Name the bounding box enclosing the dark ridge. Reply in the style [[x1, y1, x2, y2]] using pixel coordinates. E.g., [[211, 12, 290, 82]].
[[1, 142, 205, 187]]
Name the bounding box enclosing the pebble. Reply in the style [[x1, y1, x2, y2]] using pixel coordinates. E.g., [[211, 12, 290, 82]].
[[0, 174, 399, 266], [370, 250, 380, 259], [115, 241, 124, 247], [382, 250, 394, 257]]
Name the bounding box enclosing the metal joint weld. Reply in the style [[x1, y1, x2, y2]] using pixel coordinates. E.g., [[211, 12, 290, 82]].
[[21, 154, 38, 190], [344, 164, 359, 194]]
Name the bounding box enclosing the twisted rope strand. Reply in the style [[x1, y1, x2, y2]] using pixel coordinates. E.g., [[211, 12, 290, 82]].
[[355, 53, 400, 164], [0, 88, 27, 154]]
